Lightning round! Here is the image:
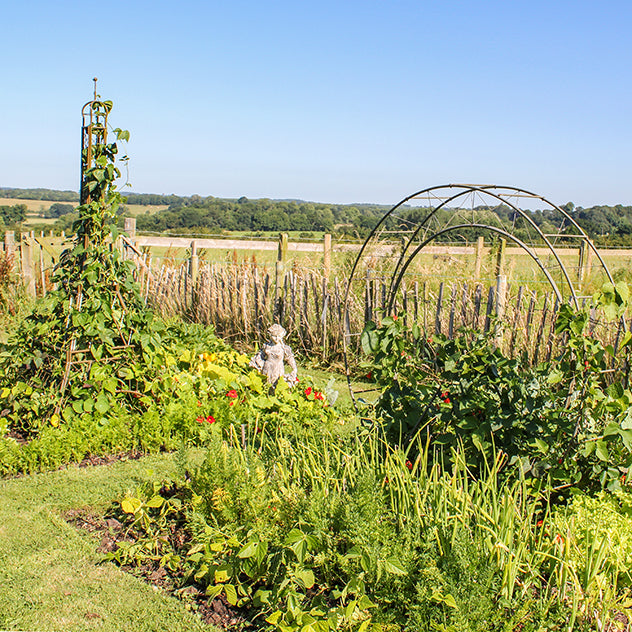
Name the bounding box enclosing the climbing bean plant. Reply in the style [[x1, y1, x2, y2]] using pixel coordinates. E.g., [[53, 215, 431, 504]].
[[0, 98, 165, 436]]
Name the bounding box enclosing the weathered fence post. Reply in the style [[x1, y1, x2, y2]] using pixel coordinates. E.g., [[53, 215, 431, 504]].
[[578, 239, 593, 285], [474, 235, 484, 280], [20, 236, 37, 298], [274, 233, 288, 323], [38, 242, 46, 297], [495, 238, 506, 276], [494, 274, 507, 346], [323, 233, 332, 283], [189, 240, 199, 285], [435, 282, 444, 335], [124, 217, 137, 238], [4, 231, 15, 257]]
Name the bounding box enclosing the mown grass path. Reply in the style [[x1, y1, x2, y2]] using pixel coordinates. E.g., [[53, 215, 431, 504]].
[[0, 453, 213, 632]]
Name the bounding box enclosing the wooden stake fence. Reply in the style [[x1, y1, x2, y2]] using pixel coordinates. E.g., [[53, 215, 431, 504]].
[[4, 229, 628, 374], [139, 255, 628, 370]]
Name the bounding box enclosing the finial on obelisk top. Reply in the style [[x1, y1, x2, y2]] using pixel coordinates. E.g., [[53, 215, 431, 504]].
[[93, 77, 98, 100]]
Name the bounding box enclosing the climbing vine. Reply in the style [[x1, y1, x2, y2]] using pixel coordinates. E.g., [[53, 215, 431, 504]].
[[0, 98, 162, 436]]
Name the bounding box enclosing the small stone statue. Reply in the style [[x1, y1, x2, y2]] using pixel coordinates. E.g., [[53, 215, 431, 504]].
[[250, 324, 298, 389]]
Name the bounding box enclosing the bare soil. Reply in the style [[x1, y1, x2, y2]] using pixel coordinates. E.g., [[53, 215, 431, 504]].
[[64, 507, 249, 630]]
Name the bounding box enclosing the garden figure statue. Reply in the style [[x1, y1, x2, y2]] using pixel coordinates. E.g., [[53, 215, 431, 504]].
[[250, 324, 298, 389]]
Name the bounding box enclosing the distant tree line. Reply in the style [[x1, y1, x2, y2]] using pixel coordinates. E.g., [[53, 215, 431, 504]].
[[134, 196, 632, 245], [3, 188, 632, 246], [0, 188, 78, 202], [134, 195, 389, 237]]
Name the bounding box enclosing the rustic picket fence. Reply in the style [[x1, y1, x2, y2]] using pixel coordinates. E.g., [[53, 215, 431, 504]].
[[3, 228, 628, 376], [138, 255, 630, 375]]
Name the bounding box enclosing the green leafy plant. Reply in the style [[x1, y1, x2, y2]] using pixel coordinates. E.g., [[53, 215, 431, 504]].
[[0, 97, 161, 437], [360, 286, 632, 492]]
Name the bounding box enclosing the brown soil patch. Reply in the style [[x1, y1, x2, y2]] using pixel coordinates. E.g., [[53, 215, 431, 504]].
[[64, 507, 249, 629]]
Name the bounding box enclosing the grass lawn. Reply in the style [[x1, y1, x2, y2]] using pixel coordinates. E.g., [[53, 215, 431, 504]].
[[0, 452, 214, 632]]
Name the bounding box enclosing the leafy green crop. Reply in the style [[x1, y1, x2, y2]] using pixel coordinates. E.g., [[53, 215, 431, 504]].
[[360, 283, 632, 492]]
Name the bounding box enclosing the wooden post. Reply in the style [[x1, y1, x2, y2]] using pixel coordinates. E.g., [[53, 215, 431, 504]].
[[278, 232, 288, 263], [577, 239, 585, 283], [124, 217, 137, 238], [323, 233, 332, 283], [484, 286, 495, 333], [533, 294, 550, 365], [495, 238, 506, 276], [581, 240, 594, 285], [190, 240, 199, 285], [274, 233, 288, 323], [460, 283, 469, 328], [448, 284, 457, 339], [509, 286, 524, 357], [435, 282, 444, 335], [4, 231, 15, 257], [20, 237, 36, 298], [473, 284, 483, 329], [474, 235, 484, 280], [39, 242, 46, 297], [494, 275, 507, 346]]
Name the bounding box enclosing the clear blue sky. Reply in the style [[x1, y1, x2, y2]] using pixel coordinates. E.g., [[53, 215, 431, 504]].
[[2, 0, 630, 208]]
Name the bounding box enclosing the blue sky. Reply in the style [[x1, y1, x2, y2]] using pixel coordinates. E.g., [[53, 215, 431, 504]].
[[1, 0, 630, 207]]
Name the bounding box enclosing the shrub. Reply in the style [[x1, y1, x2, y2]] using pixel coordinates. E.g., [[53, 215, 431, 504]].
[[360, 286, 632, 492]]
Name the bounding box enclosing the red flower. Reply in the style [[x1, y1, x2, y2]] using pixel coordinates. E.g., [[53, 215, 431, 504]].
[[305, 387, 312, 397], [229, 401, 234, 406], [206, 415, 215, 424], [443, 398, 450, 404], [554, 534, 564, 545], [366, 372, 372, 380], [226, 390, 238, 399], [314, 391, 324, 401], [196, 416, 205, 423], [405, 460, 413, 470], [536, 519, 544, 527], [197, 400, 202, 407]]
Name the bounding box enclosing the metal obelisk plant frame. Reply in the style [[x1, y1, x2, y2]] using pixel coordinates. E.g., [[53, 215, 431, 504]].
[[81, 79, 108, 204]]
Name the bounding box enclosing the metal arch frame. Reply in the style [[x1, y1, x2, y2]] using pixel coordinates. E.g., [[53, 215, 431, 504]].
[[384, 184, 614, 308], [342, 183, 618, 405], [386, 187, 574, 312], [387, 223, 565, 312]]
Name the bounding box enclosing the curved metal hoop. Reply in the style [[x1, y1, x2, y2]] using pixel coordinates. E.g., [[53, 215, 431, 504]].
[[342, 183, 617, 404]]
